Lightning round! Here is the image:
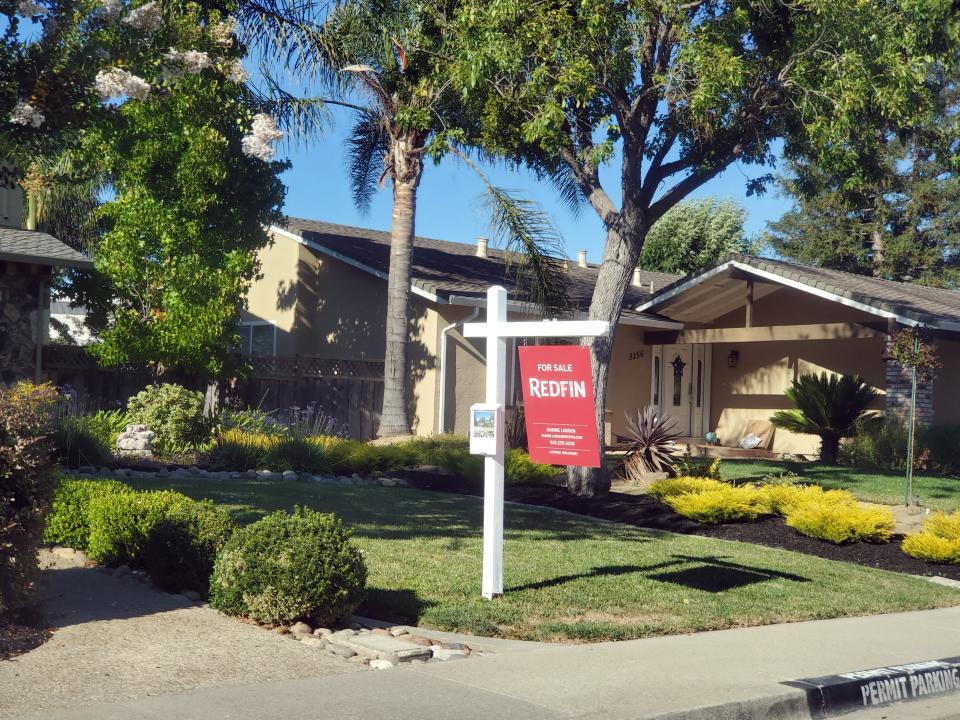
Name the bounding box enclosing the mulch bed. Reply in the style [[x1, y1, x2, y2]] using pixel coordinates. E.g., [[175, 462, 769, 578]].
[[397, 469, 960, 582]]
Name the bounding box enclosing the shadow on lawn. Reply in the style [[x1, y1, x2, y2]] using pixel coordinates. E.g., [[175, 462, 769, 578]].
[[360, 587, 432, 625], [507, 555, 811, 594]]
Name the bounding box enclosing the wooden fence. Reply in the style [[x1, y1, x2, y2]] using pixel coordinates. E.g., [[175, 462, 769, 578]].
[[41, 346, 384, 440]]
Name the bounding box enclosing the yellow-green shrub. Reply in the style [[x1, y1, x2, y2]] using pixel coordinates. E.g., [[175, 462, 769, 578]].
[[901, 533, 960, 564], [664, 484, 772, 523], [784, 500, 895, 544], [901, 511, 960, 564], [762, 484, 856, 517], [647, 476, 727, 501]]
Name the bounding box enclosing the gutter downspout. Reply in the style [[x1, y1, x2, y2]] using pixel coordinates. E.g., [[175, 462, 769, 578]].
[[35, 277, 45, 383], [438, 307, 479, 434]]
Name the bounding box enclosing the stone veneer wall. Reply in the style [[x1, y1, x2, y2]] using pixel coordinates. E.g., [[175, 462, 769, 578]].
[[0, 262, 45, 386]]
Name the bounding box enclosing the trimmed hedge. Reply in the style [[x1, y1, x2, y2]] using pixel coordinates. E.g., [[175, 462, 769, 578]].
[[210, 507, 367, 625], [142, 500, 236, 595], [86, 489, 193, 566], [664, 484, 771, 524], [784, 500, 895, 545], [902, 511, 960, 564], [647, 476, 728, 502], [44, 478, 130, 549]]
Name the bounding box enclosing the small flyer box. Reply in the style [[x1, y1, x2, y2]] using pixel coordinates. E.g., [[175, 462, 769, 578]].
[[469, 403, 503, 457]]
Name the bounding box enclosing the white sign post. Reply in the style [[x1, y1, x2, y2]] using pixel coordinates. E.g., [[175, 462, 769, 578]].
[[464, 285, 610, 599]]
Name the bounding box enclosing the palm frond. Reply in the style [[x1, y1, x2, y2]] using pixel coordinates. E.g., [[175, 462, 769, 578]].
[[250, 76, 333, 145], [539, 163, 585, 218], [28, 153, 105, 253], [346, 110, 388, 213]]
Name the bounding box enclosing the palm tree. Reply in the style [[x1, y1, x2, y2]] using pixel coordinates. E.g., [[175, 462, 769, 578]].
[[242, 0, 569, 436], [771, 372, 878, 464]]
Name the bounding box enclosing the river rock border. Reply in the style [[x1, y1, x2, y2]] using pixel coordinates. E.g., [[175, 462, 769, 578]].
[[65, 465, 410, 488]]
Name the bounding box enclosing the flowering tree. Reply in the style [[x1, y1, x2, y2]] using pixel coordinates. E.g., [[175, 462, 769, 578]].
[[3, 0, 288, 380]]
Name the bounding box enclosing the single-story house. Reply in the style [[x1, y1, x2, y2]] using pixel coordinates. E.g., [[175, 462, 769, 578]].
[[243, 218, 960, 455]]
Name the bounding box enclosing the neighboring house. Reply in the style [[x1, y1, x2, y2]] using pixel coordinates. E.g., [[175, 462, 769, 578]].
[[0, 227, 94, 385], [245, 218, 960, 454], [49, 300, 94, 346]]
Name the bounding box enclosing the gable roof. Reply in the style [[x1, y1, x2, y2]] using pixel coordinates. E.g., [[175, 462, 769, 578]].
[[636, 253, 960, 331], [278, 218, 680, 322], [0, 227, 93, 269]]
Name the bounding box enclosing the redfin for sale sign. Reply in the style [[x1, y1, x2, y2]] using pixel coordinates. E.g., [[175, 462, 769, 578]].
[[518, 345, 601, 468]]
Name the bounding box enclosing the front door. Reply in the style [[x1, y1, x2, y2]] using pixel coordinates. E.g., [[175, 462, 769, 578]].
[[662, 345, 693, 435]]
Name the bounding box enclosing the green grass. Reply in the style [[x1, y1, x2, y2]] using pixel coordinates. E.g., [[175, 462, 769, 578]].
[[719, 460, 960, 511], [118, 476, 960, 642]]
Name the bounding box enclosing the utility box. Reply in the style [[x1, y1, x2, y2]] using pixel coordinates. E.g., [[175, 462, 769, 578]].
[[469, 403, 503, 457]]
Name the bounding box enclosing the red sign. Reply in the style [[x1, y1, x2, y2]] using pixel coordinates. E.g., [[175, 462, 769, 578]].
[[518, 345, 601, 468]]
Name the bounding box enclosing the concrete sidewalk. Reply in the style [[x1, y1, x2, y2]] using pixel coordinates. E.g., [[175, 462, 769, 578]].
[[7, 606, 960, 720]]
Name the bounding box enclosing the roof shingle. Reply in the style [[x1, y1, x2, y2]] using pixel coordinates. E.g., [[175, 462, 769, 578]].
[[0, 227, 93, 269], [283, 217, 679, 312]]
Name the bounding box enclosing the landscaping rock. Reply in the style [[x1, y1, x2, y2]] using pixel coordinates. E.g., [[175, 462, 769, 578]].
[[181, 590, 201, 602], [389, 627, 409, 637], [117, 425, 155, 457], [440, 642, 468, 651], [52, 546, 77, 559], [282, 470, 298, 482], [349, 655, 370, 666], [369, 659, 395, 670], [371, 628, 391, 636], [77, 465, 95, 475], [314, 627, 333, 637], [330, 645, 356, 659], [299, 636, 327, 649], [245, 469, 258, 478], [331, 632, 432, 662], [112, 565, 131, 579], [406, 635, 434, 647], [290, 622, 313, 636], [380, 478, 397, 487]]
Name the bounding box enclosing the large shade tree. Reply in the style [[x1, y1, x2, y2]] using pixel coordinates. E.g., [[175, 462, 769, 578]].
[[246, 0, 569, 436], [451, 0, 958, 495]]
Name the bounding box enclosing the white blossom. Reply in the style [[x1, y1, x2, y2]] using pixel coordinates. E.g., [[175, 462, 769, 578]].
[[17, 0, 45, 16], [210, 16, 236, 47], [182, 50, 212, 73], [122, 0, 161, 33], [97, 0, 122, 20], [242, 113, 283, 161], [94, 67, 151, 100], [8, 101, 44, 128], [226, 59, 250, 84]]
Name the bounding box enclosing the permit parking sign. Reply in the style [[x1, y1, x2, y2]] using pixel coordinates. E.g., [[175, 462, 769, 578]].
[[518, 345, 601, 468]]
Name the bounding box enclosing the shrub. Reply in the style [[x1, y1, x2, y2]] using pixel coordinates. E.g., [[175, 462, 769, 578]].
[[86, 489, 192, 566], [921, 424, 960, 476], [647, 476, 727, 501], [52, 410, 126, 468], [673, 456, 723, 480], [265, 436, 332, 473], [784, 500, 895, 544], [620, 406, 682, 479], [126, 384, 210, 451], [44, 478, 130, 549], [209, 507, 366, 625], [142, 500, 235, 595], [664, 484, 772, 523], [761, 484, 855, 517], [901, 511, 960, 564], [206, 429, 272, 470], [505, 449, 563, 485], [0, 382, 60, 618], [840, 418, 911, 471], [770, 372, 877, 464]]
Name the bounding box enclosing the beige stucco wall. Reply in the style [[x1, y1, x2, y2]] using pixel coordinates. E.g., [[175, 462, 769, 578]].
[[606, 324, 653, 442], [709, 285, 882, 327], [243, 230, 300, 356], [709, 337, 887, 454]]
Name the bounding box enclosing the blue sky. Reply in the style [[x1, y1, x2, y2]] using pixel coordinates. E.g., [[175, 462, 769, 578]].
[[279, 108, 792, 264]]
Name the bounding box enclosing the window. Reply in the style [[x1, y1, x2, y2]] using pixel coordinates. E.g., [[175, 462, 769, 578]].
[[239, 322, 276, 356], [671, 355, 685, 407]]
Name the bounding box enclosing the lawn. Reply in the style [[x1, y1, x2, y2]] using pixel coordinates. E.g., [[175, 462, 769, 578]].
[[718, 460, 960, 511], [123, 476, 960, 642]]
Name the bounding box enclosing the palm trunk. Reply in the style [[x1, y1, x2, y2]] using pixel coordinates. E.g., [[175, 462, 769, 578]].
[[567, 214, 646, 496], [378, 137, 423, 438]]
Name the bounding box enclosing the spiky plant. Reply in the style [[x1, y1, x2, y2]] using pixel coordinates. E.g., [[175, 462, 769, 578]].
[[771, 372, 878, 464], [621, 406, 682, 479]]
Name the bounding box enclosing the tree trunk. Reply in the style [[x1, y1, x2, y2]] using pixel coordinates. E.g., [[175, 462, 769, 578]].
[[819, 433, 840, 465], [378, 137, 423, 438], [567, 214, 647, 496]]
